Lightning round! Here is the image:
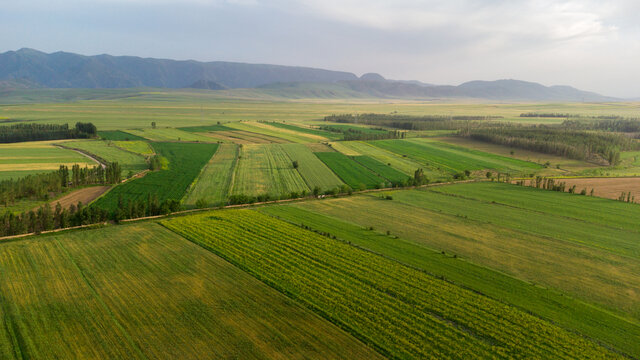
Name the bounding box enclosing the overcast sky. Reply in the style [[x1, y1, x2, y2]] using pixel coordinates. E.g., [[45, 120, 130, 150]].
[[1, 0, 639, 97]]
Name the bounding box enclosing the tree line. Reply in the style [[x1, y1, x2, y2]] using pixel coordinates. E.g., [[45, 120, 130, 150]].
[[460, 126, 637, 165], [323, 113, 502, 131], [0, 193, 183, 237], [318, 125, 405, 141], [0, 163, 121, 207], [562, 119, 640, 133], [0, 122, 97, 143]]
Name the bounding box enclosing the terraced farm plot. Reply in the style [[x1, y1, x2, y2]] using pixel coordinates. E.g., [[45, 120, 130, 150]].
[[184, 144, 238, 207], [62, 140, 148, 173], [315, 152, 384, 189], [203, 130, 288, 144], [123, 128, 216, 143], [0, 140, 97, 180], [293, 186, 640, 319], [163, 209, 615, 359], [93, 142, 218, 210], [231, 144, 309, 197], [98, 130, 146, 141], [371, 139, 542, 174], [113, 141, 154, 155], [352, 155, 409, 183], [226, 122, 315, 143], [280, 143, 344, 191], [0, 223, 380, 360], [259, 204, 640, 358]]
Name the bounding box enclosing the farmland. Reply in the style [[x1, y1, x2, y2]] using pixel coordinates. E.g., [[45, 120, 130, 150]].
[[163, 209, 615, 359], [548, 177, 640, 201], [267, 122, 342, 140], [202, 130, 289, 144], [315, 151, 384, 189], [336, 140, 426, 175], [183, 144, 238, 207], [291, 184, 640, 319], [98, 130, 146, 141], [280, 143, 345, 191], [0, 222, 379, 359], [61, 140, 148, 174], [259, 204, 640, 357], [231, 144, 309, 197], [93, 142, 218, 210], [226, 122, 319, 143], [371, 138, 542, 175], [0, 140, 97, 180], [352, 155, 409, 183], [112, 140, 154, 155], [123, 128, 216, 143]]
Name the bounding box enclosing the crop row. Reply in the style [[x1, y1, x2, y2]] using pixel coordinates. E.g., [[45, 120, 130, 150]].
[[163, 210, 614, 359], [93, 142, 218, 210], [315, 152, 384, 189]]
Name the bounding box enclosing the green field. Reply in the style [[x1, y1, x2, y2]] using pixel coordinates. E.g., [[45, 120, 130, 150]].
[[259, 204, 640, 357], [291, 184, 640, 320], [183, 144, 238, 207], [280, 143, 345, 191], [98, 130, 147, 141], [226, 122, 321, 143], [336, 140, 427, 175], [177, 124, 234, 132], [62, 140, 148, 174], [0, 140, 97, 180], [113, 141, 154, 155], [231, 144, 309, 197], [371, 138, 542, 174], [315, 151, 384, 189], [0, 222, 380, 359], [352, 155, 410, 183], [123, 128, 217, 143], [93, 142, 218, 209], [163, 209, 615, 359], [267, 122, 342, 140]]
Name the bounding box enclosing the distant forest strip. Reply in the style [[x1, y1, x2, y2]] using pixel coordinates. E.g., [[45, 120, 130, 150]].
[[461, 127, 638, 165], [324, 113, 502, 131], [318, 124, 405, 141], [562, 119, 640, 134], [0, 122, 97, 143], [521, 112, 640, 120]]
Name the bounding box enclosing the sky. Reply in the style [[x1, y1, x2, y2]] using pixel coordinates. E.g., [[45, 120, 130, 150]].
[[1, 0, 639, 97]]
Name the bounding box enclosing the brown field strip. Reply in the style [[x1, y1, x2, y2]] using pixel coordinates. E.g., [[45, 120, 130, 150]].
[[551, 177, 640, 202], [203, 130, 288, 144], [45, 186, 112, 210]]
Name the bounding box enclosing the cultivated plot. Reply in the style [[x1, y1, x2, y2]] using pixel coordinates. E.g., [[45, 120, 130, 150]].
[[226, 122, 317, 143], [0, 222, 380, 359], [293, 185, 640, 319], [163, 209, 615, 359], [231, 144, 309, 197], [280, 143, 344, 191], [260, 204, 640, 358], [184, 143, 238, 207], [93, 142, 218, 209], [123, 128, 216, 143], [62, 140, 148, 174], [315, 151, 384, 189], [0, 140, 97, 180]]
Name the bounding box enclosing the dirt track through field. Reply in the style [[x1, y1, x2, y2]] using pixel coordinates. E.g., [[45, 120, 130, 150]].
[[46, 186, 112, 210]]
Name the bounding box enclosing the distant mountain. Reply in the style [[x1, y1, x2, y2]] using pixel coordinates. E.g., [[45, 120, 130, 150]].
[[0, 48, 357, 89], [185, 79, 227, 90], [0, 49, 616, 101]]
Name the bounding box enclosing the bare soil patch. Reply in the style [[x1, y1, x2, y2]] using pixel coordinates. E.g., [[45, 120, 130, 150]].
[[47, 186, 111, 209]]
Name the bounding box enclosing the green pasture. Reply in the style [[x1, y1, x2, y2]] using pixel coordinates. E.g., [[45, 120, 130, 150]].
[[352, 155, 410, 183], [123, 128, 216, 143], [113, 141, 154, 156]]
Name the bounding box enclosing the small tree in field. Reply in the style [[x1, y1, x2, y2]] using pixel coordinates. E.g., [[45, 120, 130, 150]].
[[151, 122, 157, 129], [292, 160, 299, 169]]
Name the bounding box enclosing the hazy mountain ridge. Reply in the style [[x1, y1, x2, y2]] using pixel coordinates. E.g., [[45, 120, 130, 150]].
[[0, 49, 616, 101]]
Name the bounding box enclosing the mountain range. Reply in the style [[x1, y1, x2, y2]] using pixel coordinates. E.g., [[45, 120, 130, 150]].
[[0, 48, 616, 101]]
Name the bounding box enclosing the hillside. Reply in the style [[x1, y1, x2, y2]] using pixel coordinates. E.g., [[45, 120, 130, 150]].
[[0, 49, 616, 101]]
